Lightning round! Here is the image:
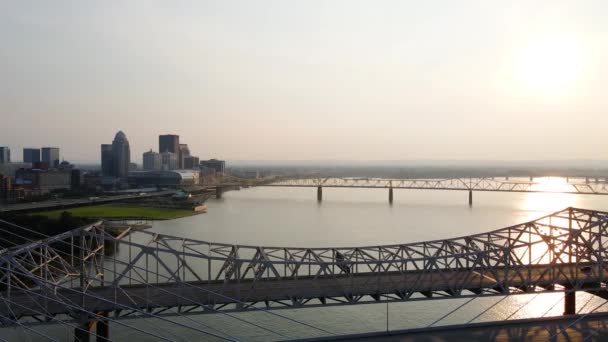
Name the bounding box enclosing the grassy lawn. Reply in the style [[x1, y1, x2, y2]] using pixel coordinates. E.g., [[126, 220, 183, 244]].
[[34, 204, 194, 220]]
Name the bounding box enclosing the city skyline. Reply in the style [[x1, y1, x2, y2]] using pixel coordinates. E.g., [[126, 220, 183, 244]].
[[2, 1, 608, 162]]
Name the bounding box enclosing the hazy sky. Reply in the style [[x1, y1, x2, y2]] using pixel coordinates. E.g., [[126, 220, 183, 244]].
[[1, 1, 607, 163]]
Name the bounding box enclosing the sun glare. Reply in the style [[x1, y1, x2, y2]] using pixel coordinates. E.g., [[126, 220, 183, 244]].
[[513, 35, 587, 97]]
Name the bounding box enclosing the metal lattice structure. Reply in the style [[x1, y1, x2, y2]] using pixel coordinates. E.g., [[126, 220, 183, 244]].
[[264, 177, 608, 195], [2, 208, 608, 338]]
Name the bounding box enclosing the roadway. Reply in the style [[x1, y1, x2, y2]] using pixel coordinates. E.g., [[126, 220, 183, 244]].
[[0, 191, 176, 213], [4, 264, 606, 318]]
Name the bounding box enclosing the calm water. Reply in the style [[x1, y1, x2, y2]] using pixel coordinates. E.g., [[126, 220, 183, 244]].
[[6, 181, 608, 341]]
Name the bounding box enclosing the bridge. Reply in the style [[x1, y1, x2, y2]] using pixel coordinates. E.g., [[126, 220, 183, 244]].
[[262, 177, 608, 205], [1, 207, 608, 340]]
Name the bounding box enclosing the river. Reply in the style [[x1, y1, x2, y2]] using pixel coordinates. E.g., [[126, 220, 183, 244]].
[[6, 179, 608, 341]]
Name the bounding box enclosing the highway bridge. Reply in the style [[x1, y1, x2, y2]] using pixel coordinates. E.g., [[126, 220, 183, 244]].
[[262, 177, 608, 204], [1, 207, 608, 341]]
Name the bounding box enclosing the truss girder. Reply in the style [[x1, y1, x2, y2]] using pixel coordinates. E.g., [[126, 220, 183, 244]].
[[2, 208, 608, 325], [264, 177, 608, 195]]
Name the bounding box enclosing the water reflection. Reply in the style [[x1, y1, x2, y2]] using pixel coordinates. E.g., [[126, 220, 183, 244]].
[[105, 183, 608, 339], [522, 178, 578, 221]]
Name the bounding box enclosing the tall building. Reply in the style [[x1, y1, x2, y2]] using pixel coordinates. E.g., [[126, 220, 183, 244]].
[[0, 173, 11, 202], [159, 134, 179, 154], [0, 147, 10, 164], [183, 156, 199, 169], [101, 144, 113, 176], [23, 148, 41, 164], [179, 143, 190, 168], [112, 131, 131, 178], [200, 159, 225, 175], [143, 150, 161, 170], [160, 152, 178, 170], [41, 147, 60, 168]]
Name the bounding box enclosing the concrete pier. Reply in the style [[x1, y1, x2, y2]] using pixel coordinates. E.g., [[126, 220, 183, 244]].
[[389, 187, 394, 204], [564, 289, 576, 315], [468, 190, 473, 207], [215, 186, 222, 199], [97, 312, 110, 342], [74, 320, 91, 342], [317, 186, 322, 202]]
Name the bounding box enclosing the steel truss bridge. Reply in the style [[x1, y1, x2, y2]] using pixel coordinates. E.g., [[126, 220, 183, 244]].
[[262, 177, 608, 204], [2, 208, 608, 340]]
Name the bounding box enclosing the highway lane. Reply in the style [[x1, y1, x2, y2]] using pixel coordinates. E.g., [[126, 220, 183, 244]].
[[0, 191, 176, 213], [4, 264, 606, 318]]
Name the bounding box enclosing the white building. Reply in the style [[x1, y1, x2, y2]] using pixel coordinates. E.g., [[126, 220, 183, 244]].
[[143, 150, 161, 170]]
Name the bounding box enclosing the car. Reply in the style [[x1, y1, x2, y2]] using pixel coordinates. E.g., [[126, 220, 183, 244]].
[[580, 266, 592, 274]]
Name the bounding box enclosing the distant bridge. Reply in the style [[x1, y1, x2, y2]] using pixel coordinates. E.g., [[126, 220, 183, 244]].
[[261, 177, 608, 204], [2, 208, 608, 340]]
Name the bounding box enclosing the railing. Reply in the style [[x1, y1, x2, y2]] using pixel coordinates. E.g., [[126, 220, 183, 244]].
[[1, 208, 608, 341]]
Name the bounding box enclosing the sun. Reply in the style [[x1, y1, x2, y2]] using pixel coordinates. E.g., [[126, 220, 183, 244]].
[[513, 35, 586, 97]]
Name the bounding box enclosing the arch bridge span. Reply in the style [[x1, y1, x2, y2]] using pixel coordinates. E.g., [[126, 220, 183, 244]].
[[2, 208, 608, 339]]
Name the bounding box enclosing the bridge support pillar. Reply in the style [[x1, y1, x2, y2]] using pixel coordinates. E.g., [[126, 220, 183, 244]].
[[96, 312, 110, 342], [317, 186, 322, 202], [468, 190, 473, 207], [74, 321, 90, 342], [564, 289, 576, 315], [216, 186, 223, 199], [389, 187, 393, 204]]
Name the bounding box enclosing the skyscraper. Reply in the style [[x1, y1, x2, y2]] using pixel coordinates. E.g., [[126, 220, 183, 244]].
[[183, 156, 199, 169], [112, 131, 130, 178], [160, 152, 178, 170], [159, 134, 179, 154], [179, 143, 190, 169], [143, 150, 161, 170], [41, 147, 60, 168], [0, 147, 10, 164], [23, 148, 41, 164], [101, 144, 113, 176]]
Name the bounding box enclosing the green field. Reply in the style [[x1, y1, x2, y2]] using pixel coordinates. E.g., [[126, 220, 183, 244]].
[[35, 204, 194, 220]]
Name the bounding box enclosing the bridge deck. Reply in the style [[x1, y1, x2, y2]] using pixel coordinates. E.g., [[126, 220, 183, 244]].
[[5, 264, 605, 318]]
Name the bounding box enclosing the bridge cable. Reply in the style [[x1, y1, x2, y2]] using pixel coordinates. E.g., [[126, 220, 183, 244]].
[[0, 220, 329, 339], [0, 228, 238, 341], [545, 297, 608, 342], [0, 231, 280, 342], [465, 253, 546, 324], [0, 226, 238, 342], [0, 275, 176, 342], [0, 292, 94, 342], [0, 219, 336, 337], [427, 296, 477, 327]]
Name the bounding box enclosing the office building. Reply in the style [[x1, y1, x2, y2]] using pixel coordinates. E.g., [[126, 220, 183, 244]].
[[23, 148, 41, 163], [200, 159, 225, 175], [101, 144, 113, 176], [143, 150, 161, 170], [0, 174, 11, 202], [0, 147, 10, 164], [41, 147, 60, 168], [71, 169, 83, 189], [112, 131, 131, 178], [178, 143, 190, 168], [160, 152, 178, 170], [100, 131, 131, 179], [159, 134, 179, 154], [183, 156, 199, 169], [15, 169, 72, 192]]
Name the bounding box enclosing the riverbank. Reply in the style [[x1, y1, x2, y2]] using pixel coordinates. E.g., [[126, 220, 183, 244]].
[[34, 204, 199, 220]]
